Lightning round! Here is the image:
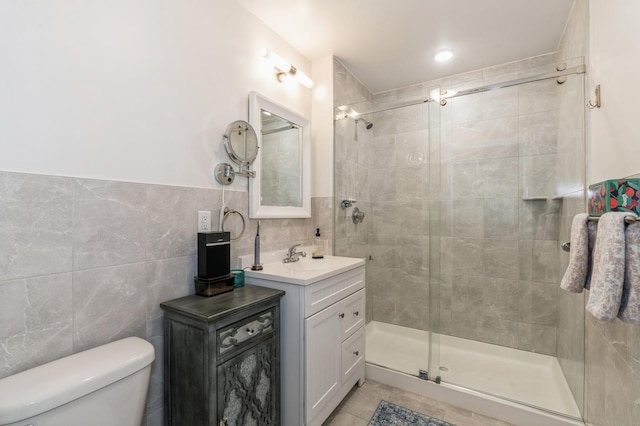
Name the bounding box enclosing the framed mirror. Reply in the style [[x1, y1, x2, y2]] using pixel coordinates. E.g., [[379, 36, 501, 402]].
[[249, 91, 311, 218]]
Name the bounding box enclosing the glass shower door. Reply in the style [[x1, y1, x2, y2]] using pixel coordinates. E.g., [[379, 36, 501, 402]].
[[433, 64, 586, 419], [427, 96, 442, 382], [334, 98, 436, 381]]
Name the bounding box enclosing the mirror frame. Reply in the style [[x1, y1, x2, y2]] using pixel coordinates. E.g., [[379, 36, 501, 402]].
[[248, 91, 311, 219]]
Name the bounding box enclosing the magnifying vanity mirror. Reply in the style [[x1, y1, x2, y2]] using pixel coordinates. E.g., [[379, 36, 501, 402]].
[[248, 91, 311, 218], [224, 120, 259, 167], [214, 120, 258, 185]]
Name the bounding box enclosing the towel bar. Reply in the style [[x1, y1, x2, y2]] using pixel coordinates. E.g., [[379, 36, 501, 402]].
[[588, 215, 638, 223], [562, 215, 639, 252]]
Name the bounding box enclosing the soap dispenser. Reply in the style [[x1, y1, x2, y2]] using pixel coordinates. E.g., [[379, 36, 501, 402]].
[[312, 228, 324, 259]]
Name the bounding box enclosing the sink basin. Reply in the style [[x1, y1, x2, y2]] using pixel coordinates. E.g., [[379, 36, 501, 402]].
[[244, 255, 364, 285], [284, 257, 343, 272]]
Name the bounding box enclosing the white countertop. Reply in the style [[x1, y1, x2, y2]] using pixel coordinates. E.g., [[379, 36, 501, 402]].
[[243, 252, 364, 286]]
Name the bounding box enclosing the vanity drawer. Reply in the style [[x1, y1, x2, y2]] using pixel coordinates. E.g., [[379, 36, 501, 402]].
[[341, 325, 365, 385], [217, 308, 275, 358], [339, 289, 365, 340], [305, 266, 365, 317]]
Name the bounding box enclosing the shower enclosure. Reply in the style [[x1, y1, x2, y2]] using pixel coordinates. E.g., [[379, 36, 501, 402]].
[[333, 57, 586, 422]]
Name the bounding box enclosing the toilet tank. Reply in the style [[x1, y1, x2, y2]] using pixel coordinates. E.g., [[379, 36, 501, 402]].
[[0, 337, 155, 426]]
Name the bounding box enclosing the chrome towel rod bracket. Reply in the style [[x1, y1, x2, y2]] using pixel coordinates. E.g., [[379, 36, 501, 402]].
[[561, 215, 638, 252]]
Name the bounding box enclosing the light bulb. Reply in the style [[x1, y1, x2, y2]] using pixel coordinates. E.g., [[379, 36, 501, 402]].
[[293, 69, 314, 88], [435, 49, 454, 62], [260, 48, 292, 73]]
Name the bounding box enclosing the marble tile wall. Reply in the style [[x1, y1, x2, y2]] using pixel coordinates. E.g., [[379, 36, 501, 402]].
[[0, 170, 330, 426], [333, 57, 375, 323], [366, 103, 431, 330]]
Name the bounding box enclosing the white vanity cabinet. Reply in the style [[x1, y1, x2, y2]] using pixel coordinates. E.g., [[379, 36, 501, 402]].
[[245, 256, 366, 426], [305, 287, 365, 423]]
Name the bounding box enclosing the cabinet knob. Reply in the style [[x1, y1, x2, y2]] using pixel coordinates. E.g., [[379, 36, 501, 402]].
[[353, 311, 359, 316], [353, 350, 359, 356], [338, 313, 345, 318]]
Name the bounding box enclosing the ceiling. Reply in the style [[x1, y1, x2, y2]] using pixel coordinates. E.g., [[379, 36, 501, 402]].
[[237, 0, 576, 93]]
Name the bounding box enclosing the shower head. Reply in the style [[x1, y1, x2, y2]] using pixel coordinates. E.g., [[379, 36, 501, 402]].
[[355, 118, 373, 129]]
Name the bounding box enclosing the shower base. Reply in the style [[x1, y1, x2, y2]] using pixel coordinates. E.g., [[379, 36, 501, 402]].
[[365, 321, 583, 426]]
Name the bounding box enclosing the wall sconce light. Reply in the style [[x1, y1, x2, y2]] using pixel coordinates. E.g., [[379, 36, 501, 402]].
[[260, 48, 314, 88]]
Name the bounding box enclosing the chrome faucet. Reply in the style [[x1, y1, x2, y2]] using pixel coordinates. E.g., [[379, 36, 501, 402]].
[[283, 244, 306, 263]]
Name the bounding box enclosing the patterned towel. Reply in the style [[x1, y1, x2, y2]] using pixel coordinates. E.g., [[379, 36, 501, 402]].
[[586, 213, 628, 321], [585, 220, 598, 290], [619, 221, 640, 324]]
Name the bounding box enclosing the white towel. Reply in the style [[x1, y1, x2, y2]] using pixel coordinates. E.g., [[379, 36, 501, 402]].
[[618, 221, 640, 324], [586, 212, 628, 321], [561, 214, 590, 293]]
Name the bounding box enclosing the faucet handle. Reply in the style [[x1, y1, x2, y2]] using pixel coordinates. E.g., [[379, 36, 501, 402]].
[[341, 199, 357, 209], [288, 243, 302, 255]]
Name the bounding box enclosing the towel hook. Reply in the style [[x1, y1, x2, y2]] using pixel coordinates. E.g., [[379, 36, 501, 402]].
[[586, 84, 601, 109]]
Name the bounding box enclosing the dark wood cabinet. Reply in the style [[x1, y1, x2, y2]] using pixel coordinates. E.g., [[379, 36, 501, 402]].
[[160, 285, 284, 426]]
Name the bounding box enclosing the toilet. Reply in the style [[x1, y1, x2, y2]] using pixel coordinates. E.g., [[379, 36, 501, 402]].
[[0, 337, 155, 426]]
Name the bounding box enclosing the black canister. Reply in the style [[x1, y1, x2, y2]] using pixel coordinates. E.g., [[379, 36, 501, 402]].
[[197, 232, 230, 279], [195, 232, 233, 297]]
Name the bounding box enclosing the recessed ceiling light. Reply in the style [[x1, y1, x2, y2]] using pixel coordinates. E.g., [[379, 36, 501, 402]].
[[434, 49, 454, 62]]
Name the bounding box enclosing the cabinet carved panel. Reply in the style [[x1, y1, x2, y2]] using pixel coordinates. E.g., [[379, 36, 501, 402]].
[[218, 339, 277, 426]]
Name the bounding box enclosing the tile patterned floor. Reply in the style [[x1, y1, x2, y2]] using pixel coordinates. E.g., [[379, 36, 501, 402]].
[[322, 380, 515, 426]]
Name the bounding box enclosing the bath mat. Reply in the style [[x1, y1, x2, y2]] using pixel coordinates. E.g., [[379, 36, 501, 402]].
[[368, 400, 455, 426]]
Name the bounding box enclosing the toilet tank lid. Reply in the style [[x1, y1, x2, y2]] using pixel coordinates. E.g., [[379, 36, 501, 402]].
[[0, 337, 155, 424]]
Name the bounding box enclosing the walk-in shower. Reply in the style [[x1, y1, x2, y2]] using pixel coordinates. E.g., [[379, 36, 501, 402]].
[[333, 57, 587, 425]]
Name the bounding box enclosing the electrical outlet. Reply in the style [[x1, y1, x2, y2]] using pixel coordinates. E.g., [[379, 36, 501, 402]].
[[198, 211, 211, 232]]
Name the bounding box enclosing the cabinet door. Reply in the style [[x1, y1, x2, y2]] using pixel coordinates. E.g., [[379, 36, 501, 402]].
[[217, 338, 278, 426], [339, 289, 365, 340], [304, 302, 341, 424]]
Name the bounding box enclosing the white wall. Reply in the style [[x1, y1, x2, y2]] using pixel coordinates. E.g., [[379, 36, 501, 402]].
[[0, 0, 312, 190], [588, 0, 640, 183], [311, 55, 335, 198]]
